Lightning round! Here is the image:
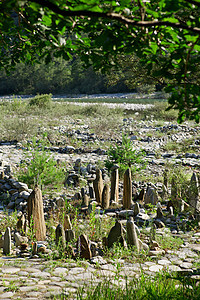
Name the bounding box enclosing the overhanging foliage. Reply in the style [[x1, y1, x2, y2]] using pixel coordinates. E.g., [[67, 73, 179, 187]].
[[0, 0, 200, 122]]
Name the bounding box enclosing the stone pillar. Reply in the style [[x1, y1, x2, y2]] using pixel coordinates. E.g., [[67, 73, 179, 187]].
[[123, 168, 132, 209], [78, 234, 92, 259], [93, 169, 103, 204], [89, 186, 94, 199], [64, 215, 72, 230], [163, 169, 168, 188], [81, 187, 85, 199], [110, 167, 119, 203], [138, 188, 145, 201], [55, 224, 66, 249], [171, 177, 178, 201], [126, 217, 139, 251], [189, 172, 200, 214], [134, 202, 140, 217], [102, 184, 110, 209], [16, 214, 26, 234], [144, 186, 158, 206], [82, 195, 89, 207], [3, 227, 11, 255], [27, 186, 46, 241], [107, 220, 126, 248], [65, 230, 75, 243], [156, 202, 163, 219]]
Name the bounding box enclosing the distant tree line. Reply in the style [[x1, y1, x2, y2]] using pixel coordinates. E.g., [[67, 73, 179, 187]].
[[0, 56, 160, 96]]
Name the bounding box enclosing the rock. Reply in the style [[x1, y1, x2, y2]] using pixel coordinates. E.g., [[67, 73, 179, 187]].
[[93, 169, 104, 204], [156, 202, 164, 219], [138, 188, 145, 201], [14, 232, 28, 247], [77, 234, 92, 259], [55, 224, 66, 249], [102, 184, 110, 209], [109, 201, 121, 209], [20, 243, 28, 251], [19, 191, 30, 200], [27, 186, 46, 241], [89, 186, 94, 199], [123, 168, 132, 209], [56, 197, 65, 208], [163, 169, 168, 188], [11, 181, 28, 191], [171, 176, 180, 209], [65, 229, 75, 243], [127, 217, 140, 251], [110, 168, 119, 203], [16, 214, 26, 233], [82, 195, 89, 207], [38, 245, 47, 254], [189, 172, 200, 214], [7, 201, 15, 209], [90, 241, 98, 257], [144, 186, 158, 206], [32, 242, 37, 255], [154, 219, 165, 228], [134, 202, 140, 216], [138, 239, 149, 251], [64, 215, 72, 230], [118, 210, 134, 218], [0, 234, 3, 248], [148, 249, 165, 256], [3, 227, 11, 255], [107, 220, 126, 248]]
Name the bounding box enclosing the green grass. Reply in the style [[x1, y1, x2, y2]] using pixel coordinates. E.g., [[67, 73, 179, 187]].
[[55, 272, 200, 299]]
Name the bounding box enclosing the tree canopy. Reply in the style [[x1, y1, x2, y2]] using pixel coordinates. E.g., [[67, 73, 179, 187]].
[[0, 0, 200, 122]]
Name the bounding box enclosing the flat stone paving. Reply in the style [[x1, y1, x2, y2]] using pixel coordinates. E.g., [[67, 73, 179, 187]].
[[0, 235, 200, 299]]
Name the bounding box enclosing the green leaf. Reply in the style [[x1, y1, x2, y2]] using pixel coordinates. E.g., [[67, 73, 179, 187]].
[[42, 15, 52, 27]]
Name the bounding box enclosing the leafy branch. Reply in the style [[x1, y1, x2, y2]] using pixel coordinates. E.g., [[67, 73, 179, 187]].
[[28, 0, 200, 33]]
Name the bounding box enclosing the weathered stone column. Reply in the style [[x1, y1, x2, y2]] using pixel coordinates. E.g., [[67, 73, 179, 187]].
[[123, 168, 132, 209], [93, 169, 104, 204], [55, 224, 66, 249], [27, 185, 46, 241], [127, 217, 139, 251], [102, 184, 110, 209], [64, 215, 72, 230], [189, 172, 200, 214], [144, 186, 158, 206], [110, 167, 119, 203], [3, 227, 11, 255]]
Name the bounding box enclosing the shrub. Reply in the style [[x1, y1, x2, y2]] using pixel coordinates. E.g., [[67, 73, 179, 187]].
[[105, 134, 146, 176], [29, 94, 52, 108], [17, 136, 65, 188]]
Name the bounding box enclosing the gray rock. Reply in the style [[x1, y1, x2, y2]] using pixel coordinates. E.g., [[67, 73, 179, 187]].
[[123, 168, 132, 209], [144, 187, 158, 206], [14, 232, 28, 247], [127, 217, 139, 251], [3, 227, 11, 255], [65, 229, 75, 243], [107, 220, 126, 248]]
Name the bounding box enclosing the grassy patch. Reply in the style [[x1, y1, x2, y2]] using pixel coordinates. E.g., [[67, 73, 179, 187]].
[[55, 272, 200, 299]]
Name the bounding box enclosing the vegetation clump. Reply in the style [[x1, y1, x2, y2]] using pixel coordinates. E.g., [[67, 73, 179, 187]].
[[105, 134, 146, 176], [28, 94, 52, 108]]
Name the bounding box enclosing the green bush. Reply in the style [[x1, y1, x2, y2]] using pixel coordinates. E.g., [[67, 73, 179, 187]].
[[29, 94, 52, 108], [105, 134, 146, 176], [17, 136, 65, 188]]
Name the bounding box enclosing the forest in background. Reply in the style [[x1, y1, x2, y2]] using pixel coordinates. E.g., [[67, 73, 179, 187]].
[[0, 55, 160, 96]]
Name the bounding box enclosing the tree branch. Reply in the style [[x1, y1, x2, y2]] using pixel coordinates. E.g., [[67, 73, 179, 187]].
[[184, 0, 200, 7], [29, 0, 200, 34]]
